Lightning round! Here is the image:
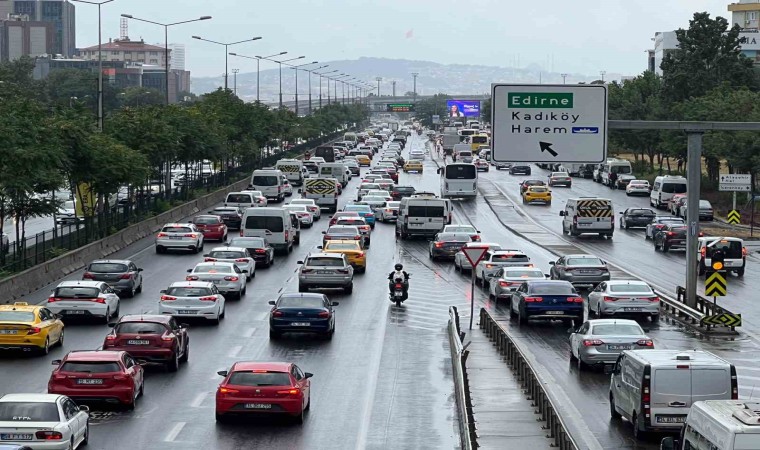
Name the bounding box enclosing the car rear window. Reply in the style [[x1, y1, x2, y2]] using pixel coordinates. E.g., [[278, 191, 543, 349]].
[[503, 269, 544, 278], [0, 402, 60, 422], [209, 251, 247, 259], [609, 284, 653, 293], [194, 216, 220, 224], [54, 287, 100, 298], [529, 187, 548, 193], [228, 371, 291, 387], [336, 220, 365, 227], [325, 243, 359, 250], [60, 361, 121, 373], [445, 165, 476, 179], [228, 238, 265, 248], [493, 254, 529, 262], [306, 257, 344, 267], [437, 233, 470, 242], [628, 209, 655, 216], [162, 226, 192, 233], [245, 216, 284, 232], [408, 205, 445, 217], [211, 209, 240, 216], [226, 194, 252, 203], [116, 322, 166, 334], [88, 262, 128, 273], [661, 182, 687, 194], [446, 226, 475, 233], [529, 283, 576, 295], [193, 264, 232, 273], [278, 296, 325, 308], [166, 287, 213, 297], [566, 257, 604, 266], [0, 311, 35, 322], [591, 324, 643, 336], [706, 240, 743, 258]]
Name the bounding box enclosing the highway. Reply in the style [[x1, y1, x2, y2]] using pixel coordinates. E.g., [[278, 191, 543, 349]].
[[2, 131, 760, 449]]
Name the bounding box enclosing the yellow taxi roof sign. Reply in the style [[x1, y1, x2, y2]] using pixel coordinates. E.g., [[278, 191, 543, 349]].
[[13, 302, 29, 306]]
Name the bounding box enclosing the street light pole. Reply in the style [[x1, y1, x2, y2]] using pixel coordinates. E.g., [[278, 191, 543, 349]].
[[288, 61, 317, 115], [411, 72, 418, 104], [191, 36, 261, 91], [600, 70, 606, 82], [561, 73, 568, 84], [228, 51, 286, 103], [232, 68, 239, 96], [375, 77, 382, 96], [72, 0, 115, 132]]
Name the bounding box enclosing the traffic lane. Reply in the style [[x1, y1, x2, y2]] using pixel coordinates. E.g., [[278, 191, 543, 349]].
[[484, 168, 760, 338]]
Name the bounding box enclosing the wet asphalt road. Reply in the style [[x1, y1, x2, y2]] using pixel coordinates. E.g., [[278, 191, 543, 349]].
[[0, 135, 461, 450]]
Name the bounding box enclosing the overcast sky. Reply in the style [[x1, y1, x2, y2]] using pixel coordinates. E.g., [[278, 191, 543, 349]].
[[74, 0, 729, 78]]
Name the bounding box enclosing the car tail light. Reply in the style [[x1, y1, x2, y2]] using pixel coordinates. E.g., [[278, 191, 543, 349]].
[[567, 297, 583, 303], [642, 367, 651, 422], [324, 235, 332, 240], [105, 334, 116, 341], [434, 242, 443, 248], [254, 248, 267, 254], [204, 257, 216, 262], [731, 366, 739, 399], [199, 296, 217, 302], [583, 339, 604, 346], [524, 296, 543, 302], [573, 216, 578, 226], [27, 327, 41, 335], [700, 247, 706, 257], [48, 297, 61, 303], [471, 235, 480, 241], [235, 258, 249, 263], [272, 309, 283, 317], [218, 387, 239, 395], [637, 339, 654, 347], [603, 296, 617, 302], [337, 269, 349, 274], [184, 233, 197, 238], [161, 295, 177, 301], [119, 274, 131, 279], [83, 272, 95, 279], [394, 283, 403, 289], [357, 252, 365, 257], [35, 431, 63, 440], [239, 229, 243, 236], [485, 264, 493, 269], [667, 231, 674, 236], [276, 389, 301, 397], [743, 247, 748, 257], [92, 297, 106, 304], [647, 296, 660, 302], [285, 231, 289, 240], [318, 311, 331, 318], [162, 333, 176, 342], [224, 276, 239, 282], [301, 269, 313, 273], [157, 232, 168, 238], [499, 281, 513, 287], [186, 276, 199, 281], [354, 235, 361, 240]]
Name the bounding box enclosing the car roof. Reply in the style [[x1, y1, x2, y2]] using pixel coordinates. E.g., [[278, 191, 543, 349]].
[[89, 259, 132, 265], [493, 250, 527, 255], [163, 223, 192, 227], [169, 281, 215, 288], [587, 318, 642, 326], [209, 246, 248, 253], [56, 280, 103, 288], [194, 261, 236, 267], [0, 303, 41, 312], [564, 254, 600, 259], [307, 252, 344, 259], [118, 314, 171, 324], [65, 350, 123, 361], [279, 292, 325, 300], [0, 393, 63, 403], [232, 361, 292, 372]]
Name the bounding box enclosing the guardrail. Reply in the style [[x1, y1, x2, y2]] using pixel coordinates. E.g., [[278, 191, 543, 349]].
[[448, 306, 476, 450], [479, 308, 580, 450], [674, 286, 740, 332], [656, 289, 705, 329]]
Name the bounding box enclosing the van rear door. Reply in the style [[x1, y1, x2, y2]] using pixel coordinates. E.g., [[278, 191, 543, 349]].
[[652, 368, 692, 426], [406, 203, 445, 234]]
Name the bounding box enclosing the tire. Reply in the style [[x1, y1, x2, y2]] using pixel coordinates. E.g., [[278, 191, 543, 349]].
[[298, 284, 307, 293], [509, 302, 517, 319], [633, 413, 648, 440], [610, 395, 622, 420], [240, 286, 246, 298], [651, 314, 660, 323], [698, 262, 706, 276], [394, 299, 402, 307], [192, 246, 199, 254], [135, 282, 143, 294], [179, 342, 189, 362], [622, 220, 628, 230], [167, 352, 179, 372], [82, 422, 90, 445], [570, 226, 579, 237], [269, 329, 281, 340], [569, 348, 578, 362], [210, 315, 220, 325], [155, 246, 164, 254], [41, 337, 50, 355], [294, 409, 304, 424], [662, 243, 669, 253], [344, 284, 353, 294], [102, 309, 110, 324], [597, 304, 604, 318], [737, 267, 745, 277], [215, 413, 227, 423], [125, 285, 135, 298], [518, 306, 527, 325], [57, 329, 64, 347]]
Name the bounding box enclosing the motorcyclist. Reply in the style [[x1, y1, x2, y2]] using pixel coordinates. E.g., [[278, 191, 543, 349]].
[[388, 263, 410, 300]]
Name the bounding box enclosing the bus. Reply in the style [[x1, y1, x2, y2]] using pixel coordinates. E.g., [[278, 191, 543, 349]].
[[438, 163, 478, 199], [469, 134, 490, 151]]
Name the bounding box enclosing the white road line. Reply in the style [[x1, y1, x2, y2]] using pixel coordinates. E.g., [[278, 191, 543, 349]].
[[190, 392, 208, 408], [242, 327, 256, 338], [227, 345, 243, 358], [163, 422, 186, 442], [739, 375, 760, 382]]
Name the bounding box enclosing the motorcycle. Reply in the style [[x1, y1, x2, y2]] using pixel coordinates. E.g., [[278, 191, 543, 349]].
[[389, 274, 411, 307]]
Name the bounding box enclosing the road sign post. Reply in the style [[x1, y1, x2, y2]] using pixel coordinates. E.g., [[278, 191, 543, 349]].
[[490, 84, 608, 163], [463, 246, 489, 330]]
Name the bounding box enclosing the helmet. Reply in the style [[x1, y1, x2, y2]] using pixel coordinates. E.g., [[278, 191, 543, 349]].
[[394, 264, 403, 271]]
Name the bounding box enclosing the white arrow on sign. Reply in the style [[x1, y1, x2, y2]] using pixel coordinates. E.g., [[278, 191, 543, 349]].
[[463, 246, 489, 267]]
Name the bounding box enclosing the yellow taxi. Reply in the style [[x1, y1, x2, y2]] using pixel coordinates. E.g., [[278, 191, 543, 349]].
[[356, 155, 371, 167], [522, 185, 552, 205], [403, 160, 423, 173], [0, 302, 64, 354], [320, 240, 367, 273]]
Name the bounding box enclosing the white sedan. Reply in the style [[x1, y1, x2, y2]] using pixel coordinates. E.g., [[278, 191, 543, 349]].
[[159, 281, 226, 324], [289, 198, 321, 220], [186, 262, 247, 299], [625, 180, 650, 196], [282, 205, 314, 227], [46, 280, 120, 323], [203, 246, 256, 281], [0, 393, 90, 449]]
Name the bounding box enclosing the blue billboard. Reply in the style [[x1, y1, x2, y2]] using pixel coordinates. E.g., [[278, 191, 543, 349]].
[[446, 100, 481, 118]]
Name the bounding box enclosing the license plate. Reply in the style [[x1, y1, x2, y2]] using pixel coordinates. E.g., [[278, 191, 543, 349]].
[[291, 322, 311, 327], [177, 310, 197, 314], [66, 310, 86, 315], [656, 415, 686, 424], [607, 345, 631, 350], [1, 434, 32, 440], [546, 311, 564, 315], [169, 236, 183, 240], [244, 403, 272, 409], [77, 378, 103, 385], [578, 270, 594, 273], [127, 340, 150, 345], [623, 307, 643, 312], [0, 330, 17, 335], [317, 270, 332, 274]]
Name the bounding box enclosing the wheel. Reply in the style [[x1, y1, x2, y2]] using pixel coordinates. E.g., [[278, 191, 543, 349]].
[[508, 302, 517, 319], [324, 329, 334, 341], [577, 351, 587, 370], [57, 329, 64, 347], [82, 421, 89, 445], [179, 342, 189, 362], [622, 220, 628, 230], [269, 329, 281, 340], [239, 286, 246, 298], [210, 315, 220, 325], [698, 262, 706, 276], [569, 348, 578, 362], [167, 352, 179, 372], [125, 285, 135, 298], [662, 243, 669, 253], [41, 337, 50, 355], [597, 304, 604, 318], [192, 246, 199, 254], [102, 309, 110, 324], [394, 299, 402, 307], [305, 394, 311, 410], [298, 284, 307, 293], [518, 306, 527, 325], [454, 260, 460, 272], [633, 413, 648, 440], [215, 413, 227, 423], [651, 314, 660, 323], [294, 409, 304, 424], [610, 395, 622, 420], [344, 284, 353, 294], [645, 230, 650, 240], [570, 226, 579, 237], [155, 246, 164, 254], [136, 282, 143, 294], [737, 267, 745, 277]]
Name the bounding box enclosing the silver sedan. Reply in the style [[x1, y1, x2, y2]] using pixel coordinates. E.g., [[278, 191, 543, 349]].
[[488, 267, 546, 302], [454, 242, 502, 273], [569, 319, 653, 369], [185, 262, 247, 299], [587, 280, 660, 322]]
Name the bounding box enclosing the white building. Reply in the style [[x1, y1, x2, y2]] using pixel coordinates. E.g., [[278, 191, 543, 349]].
[[169, 43, 185, 71]]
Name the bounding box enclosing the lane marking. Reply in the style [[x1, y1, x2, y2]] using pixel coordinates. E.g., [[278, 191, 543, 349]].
[[190, 392, 208, 408], [227, 345, 243, 358], [242, 327, 256, 338], [163, 422, 186, 442]]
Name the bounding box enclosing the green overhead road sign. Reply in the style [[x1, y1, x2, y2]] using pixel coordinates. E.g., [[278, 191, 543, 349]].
[[491, 84, 608, 164]]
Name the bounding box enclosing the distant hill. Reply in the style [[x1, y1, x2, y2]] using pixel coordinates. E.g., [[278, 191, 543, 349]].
[[190, 57, 620, 103]]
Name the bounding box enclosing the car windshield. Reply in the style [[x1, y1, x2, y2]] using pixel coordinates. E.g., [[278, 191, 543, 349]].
[[529, 284, 576, 295], [0, 402, 60, 422], [60, 361, 121, 373], [0, 311, 35, 322], [226, 194, 252, 203], [54, 287, 100, 298], [609, 284, 653, 293], [116, 322, 166, 334], [706, 240, 743, 258], [194, 216, 219, 224], [325, 243, 360, 250], [591, 324, 643, 336], [228, 238, 265, 248], [252, 175, 279, 186], [162, 226, 192, 233], [166, 286, 213, 297], [278, 296, 325, 308], [228, 371, 291, 387], [193, 265, 232, 273], [503, 269, 544, 278], [88, 262, 128, 273], [209, 251, 247, 259], [566, 257, 604, 266], [306, 257, 344, 267]]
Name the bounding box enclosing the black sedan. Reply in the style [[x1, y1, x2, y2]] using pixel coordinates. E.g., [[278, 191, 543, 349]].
[[510, 165, 531, 175], [391, 185, 416, 200], [429, 232, 472, 260], [269, 292, 338, 339], [619, 207, 656, 229], [519, 179, 547, 194], [207, 207, 243, 230], [227, 236, 275, 267], [653, 223, 687, 252], [645, 216, 684, 240]]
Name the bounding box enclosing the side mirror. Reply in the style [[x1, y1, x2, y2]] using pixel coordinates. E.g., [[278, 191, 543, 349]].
[[203, 254, 209, 257], [180, 323, 190, 328], [297, 261, 304, 265], [321, 231, 327, 234], [135, 359, 148, 366], [567, 328, 576, 334], [187, 220, 193, 224], [660, 437, 676, 450], [304, 372, 314, 378], [137, 268, 144, 272], [331, 302, 339, 306], [52, 359, 61, 365], [549, 261, 555, 265], [558, 211, 566, 216], [317, 246, 323, 249], [298, 189, 302, 193], [545, 274, 551, 278], [217, 370, 228, 377], [268, 300, 276, 305], [107, 323, 116, 328], [79, 405, 90, 412], [186, 269, 192, 273]]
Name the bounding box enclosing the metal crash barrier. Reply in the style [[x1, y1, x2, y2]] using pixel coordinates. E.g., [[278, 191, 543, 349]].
[[448, 306, 476, 450], [674, 286, 741, 332]]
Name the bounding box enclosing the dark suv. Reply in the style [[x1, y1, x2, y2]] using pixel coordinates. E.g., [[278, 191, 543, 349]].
[[391, 185, 416, 200], [653, 223, 687, 252]]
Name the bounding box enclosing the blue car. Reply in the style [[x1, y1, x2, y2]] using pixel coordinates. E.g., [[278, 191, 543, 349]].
[[269, 293, 338, 340], [343, 204, 376, 227], [509, 280, 583, 325]]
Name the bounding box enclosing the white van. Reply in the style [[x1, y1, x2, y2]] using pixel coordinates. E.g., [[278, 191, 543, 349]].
[[318, 163, 351, 188], [698, 237, 747, 277], [343, 132, 358, 146], [224, 191, 260, 209], [250, 169, 285, 203], [241, 207, 295, 254], [600, 159, 633, 186], [660, 400, 760, 450], [453, 144, 473, 163], [559, 197, 614, 238], [651, 175, 687, 209], [609, 350, 738, 438], [275, 159, 305, 186], [396, 197, 447, 239]]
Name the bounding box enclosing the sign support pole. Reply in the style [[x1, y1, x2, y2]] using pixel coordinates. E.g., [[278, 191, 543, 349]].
[[733, 192, 737, 212], [685, 131, 703, 310], [469, 273, 475, 330]]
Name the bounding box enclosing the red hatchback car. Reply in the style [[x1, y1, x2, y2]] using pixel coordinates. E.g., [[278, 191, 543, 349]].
[[102, 314, 189, 372], [48, 350, 145, 409], [329, 211, 360, 226], [215, 362, 312, 423], [192, 215, 228, 241]]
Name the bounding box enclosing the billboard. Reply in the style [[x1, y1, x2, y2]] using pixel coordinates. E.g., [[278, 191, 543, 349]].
[[386, 103, 415, 112], [446, 100, 480, 118]]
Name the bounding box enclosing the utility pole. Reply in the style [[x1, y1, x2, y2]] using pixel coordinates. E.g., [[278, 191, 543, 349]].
[[561, 73, 568, 84], [600, 70, 606, 82], [411, 72, 418, 104], [232, 68, 239, 96], [391, 80, 396, 97], [375, 77, 382, 96]]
